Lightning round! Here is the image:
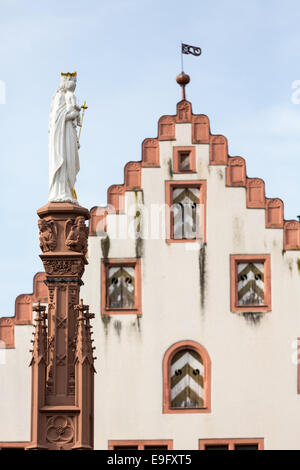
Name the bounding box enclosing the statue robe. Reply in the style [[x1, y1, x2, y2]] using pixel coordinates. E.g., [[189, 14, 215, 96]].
[[48, 90, 80, 202]]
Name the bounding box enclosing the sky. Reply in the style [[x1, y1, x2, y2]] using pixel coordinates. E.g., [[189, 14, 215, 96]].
[[1, 0, 300, 316]]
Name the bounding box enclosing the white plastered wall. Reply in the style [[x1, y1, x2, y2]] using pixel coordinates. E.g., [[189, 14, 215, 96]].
[[81, 122, 300, 450], [0, 325, 32, 442]]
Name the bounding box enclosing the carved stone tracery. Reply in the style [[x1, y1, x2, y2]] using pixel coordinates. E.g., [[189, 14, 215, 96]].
[[43, 259, 85, 277], [46, 416, 74, 444]]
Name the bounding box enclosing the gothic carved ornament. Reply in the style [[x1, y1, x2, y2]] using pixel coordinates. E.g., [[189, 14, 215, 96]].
[[229, 157, 244, 166], [247, 178, 264, 188], [43, 258, 85, 277], [143, 138, 158, 148], [65, 217, 88, 255], [267, 198, 282, 207], [46, 415, 74, 444], [38, 219, 57, 252]]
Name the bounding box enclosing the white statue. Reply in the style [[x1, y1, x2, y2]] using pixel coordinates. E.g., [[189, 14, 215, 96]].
[[48, 72, 81, 203]]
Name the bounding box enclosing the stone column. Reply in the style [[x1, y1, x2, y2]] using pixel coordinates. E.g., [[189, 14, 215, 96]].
[[27, 202, 95, 451]]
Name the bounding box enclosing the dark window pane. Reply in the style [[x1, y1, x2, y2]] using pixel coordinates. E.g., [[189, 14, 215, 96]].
[[113, 446, 139, 450], [234, 444, 259, 450], [179, 152, 190, 171], [237, 262, 264, 306], [144, 446, 168, 450], [172, 188, 200, 240], [1, 448, 25, 451], [108, 266, 135, 308], [204, 445, 229, 450]]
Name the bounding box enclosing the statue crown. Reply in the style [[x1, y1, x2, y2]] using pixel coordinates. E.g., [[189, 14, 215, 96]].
[[61, 72, 77, 78]]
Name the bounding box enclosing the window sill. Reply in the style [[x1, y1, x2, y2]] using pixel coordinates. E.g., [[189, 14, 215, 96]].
[[102, 308, 141, 316], [173, 169, 198, 174], [163, 406, 210, 414], [232, 306, 271, 314], [166, 238, 203, 244]]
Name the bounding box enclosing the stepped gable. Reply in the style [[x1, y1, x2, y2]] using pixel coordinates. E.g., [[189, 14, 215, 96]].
[[0, 272, 47, 349], [89, 99, 300, 251]]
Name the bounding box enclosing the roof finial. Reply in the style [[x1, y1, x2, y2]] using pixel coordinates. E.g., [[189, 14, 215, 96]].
[[176, 72, 190, 101]]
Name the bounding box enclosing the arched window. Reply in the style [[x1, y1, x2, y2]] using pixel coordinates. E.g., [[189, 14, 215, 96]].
[[163, 341, 211, 414]]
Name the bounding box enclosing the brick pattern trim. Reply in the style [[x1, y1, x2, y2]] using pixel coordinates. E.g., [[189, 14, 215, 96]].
[[265, 198, 284, 228], [209, 135, 228, 165], [246, 178, 266, 209], [226, 157, 246, 187], [0, 272, 47, 349], [192, 115, 210, 143], [284, 221, 300, 250], [142, 138, 160, 167]]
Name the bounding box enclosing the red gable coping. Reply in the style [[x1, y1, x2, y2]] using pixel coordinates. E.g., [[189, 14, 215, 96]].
[[0, 272, 47, 349], [89, 100, 299, 251]]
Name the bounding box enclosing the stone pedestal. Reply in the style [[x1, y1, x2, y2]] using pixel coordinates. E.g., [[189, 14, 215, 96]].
[[27, 203, 95, 451]]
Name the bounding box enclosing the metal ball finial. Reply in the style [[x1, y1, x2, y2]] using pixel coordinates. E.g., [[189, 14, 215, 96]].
[[176, 72, 190, 100]]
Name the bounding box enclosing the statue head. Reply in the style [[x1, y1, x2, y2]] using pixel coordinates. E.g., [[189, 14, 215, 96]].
[[60, 72, 77, 92], [38, 219, 47, 232], [75, 216, 86, 229]]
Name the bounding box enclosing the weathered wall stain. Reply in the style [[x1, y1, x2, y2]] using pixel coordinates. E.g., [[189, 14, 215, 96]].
[[136, 315, 142, 332], [233, 217, 244, 249], [199, 244, 206, 310], [101, 314, 111, 336], [242, 312, 263, 326], [135, 209, 144, 258], [217, 168, 223, 180], [113, 320, 122, 337], [136, 236, 143, 259], [101, 235, 110, 259], [168, 158, 173, 178]]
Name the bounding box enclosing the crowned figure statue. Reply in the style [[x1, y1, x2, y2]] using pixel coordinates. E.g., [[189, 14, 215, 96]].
[[48, 72, 81, 203]]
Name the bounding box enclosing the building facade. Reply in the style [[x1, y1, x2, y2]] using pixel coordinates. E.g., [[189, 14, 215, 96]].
[[1, 76, 300, 450]]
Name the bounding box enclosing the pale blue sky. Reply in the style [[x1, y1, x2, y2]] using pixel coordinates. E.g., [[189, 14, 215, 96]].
[[1, 0, 300, 315]]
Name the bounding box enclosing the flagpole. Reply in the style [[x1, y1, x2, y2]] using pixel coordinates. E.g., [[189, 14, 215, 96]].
[[181, 41, 184, 72]]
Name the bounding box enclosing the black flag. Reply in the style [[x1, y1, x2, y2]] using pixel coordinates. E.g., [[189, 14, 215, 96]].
[[182, 43, 202, 56]]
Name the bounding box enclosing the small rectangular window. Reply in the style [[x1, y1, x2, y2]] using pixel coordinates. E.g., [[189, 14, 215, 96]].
[[234, 444, 259, 450], [165, 180, 207, 244], [113, 446, 139, 450], [173, 147, 196, 174], [108, 441, 173, 450], [237, 262, 264, 306], [204, 445, 229, 450], [108, 266, 135, 309], [199, 439, 264, 450], [144, 445, 168, 450], [230, 255, 271, 313], [101, 259, 141, 315], [173, 187, 200, 240]]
